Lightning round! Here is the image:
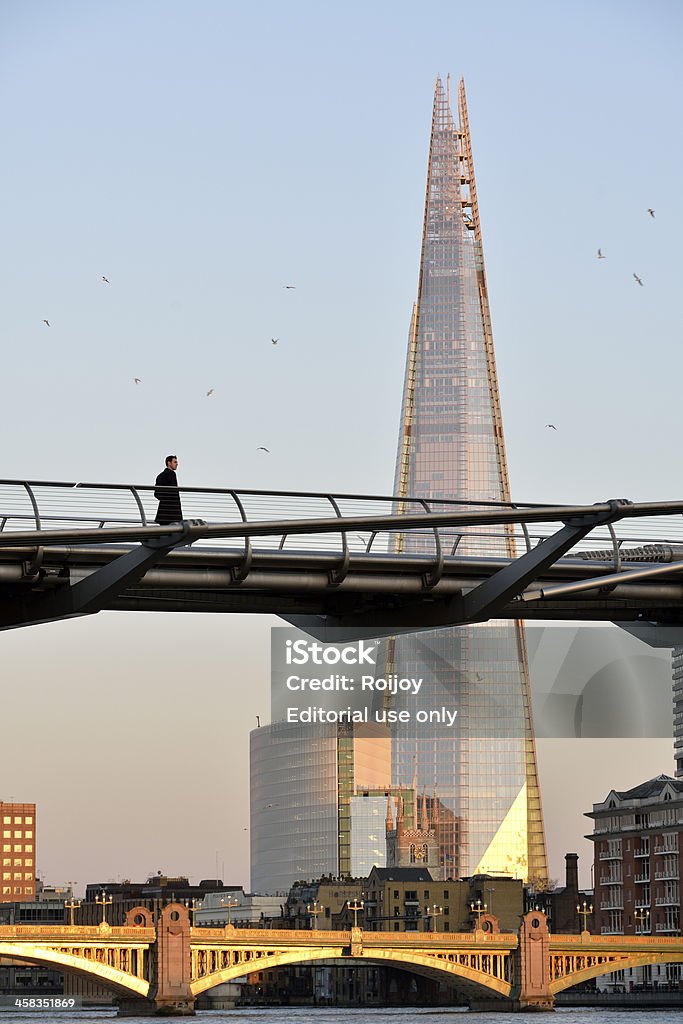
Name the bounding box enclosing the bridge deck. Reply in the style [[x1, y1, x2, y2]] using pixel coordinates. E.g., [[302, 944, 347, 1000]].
[[2, 480, 683, 632]]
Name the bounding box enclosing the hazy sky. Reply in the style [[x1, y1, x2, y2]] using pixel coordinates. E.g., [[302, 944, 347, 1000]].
[[0, 0, 680, 894]]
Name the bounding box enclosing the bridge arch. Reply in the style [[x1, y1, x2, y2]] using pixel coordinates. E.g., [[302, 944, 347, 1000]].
[[550, 951, 683, 995], [191, 947, 513, 1000], [0, 942, 150, 998]]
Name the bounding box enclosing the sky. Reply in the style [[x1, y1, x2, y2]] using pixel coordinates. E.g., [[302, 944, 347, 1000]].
[[0, 0, 681, 895]]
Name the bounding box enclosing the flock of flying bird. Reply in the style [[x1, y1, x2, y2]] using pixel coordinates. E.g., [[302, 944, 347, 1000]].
[[41, 210, 657, 442], [596, 207, 656, 287], [42, 279, 298, 455], [545, 207, 657, 433]]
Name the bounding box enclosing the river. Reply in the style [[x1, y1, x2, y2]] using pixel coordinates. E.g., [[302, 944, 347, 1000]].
[[2, 1008, 681, 1023]]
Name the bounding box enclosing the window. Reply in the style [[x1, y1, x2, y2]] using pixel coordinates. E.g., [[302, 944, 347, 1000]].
[[24, 845, 32, 853], [424, 890, 430, 899], [13, 818, 21, 825], [2, 817, 10, 825]]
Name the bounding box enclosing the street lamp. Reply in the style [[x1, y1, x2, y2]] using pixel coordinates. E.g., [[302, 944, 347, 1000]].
[[470, 899, 487, 927], [307, 900, 324, 929], [576, 900, 593, 932], [220, 896, 239, 926], [348, 898, 364, 929], [64, 898, 81, 926], [186, 898, 203, 926], [95, 891, 113, 924], [634, 908, 650, 935], [424, 903, 443, 932]]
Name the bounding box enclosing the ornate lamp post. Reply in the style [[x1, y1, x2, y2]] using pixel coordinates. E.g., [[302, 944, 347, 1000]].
[[64, 898, 81, 926], [348, 898, 364, 929], [307, 900, 324, 929], [187, 898, 203, 926], [220, 896, 239, 926], [95, 891, 113, 924], [424, 903, 443, 932], [576, 900, 593, 932], [634, 908, 650, 934], [470, 898, 487, 927]]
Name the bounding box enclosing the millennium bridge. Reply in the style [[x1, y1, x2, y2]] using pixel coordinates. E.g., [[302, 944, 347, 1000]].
[[2, 479, 683, 637], [0, 905, 681, 1014]]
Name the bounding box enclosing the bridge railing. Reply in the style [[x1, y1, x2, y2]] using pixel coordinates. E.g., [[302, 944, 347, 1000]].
[[1, 479, 683, 565]]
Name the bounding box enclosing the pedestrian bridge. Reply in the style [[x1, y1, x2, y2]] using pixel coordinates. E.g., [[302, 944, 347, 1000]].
[[2, 478, 683, 636], [0, 906, 681, 1014]]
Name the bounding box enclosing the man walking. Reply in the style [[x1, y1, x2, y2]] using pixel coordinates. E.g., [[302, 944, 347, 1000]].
[[154, 455, 183, 525]]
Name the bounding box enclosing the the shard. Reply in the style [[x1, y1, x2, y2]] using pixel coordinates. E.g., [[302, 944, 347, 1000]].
[[390, 76, 547, 882]]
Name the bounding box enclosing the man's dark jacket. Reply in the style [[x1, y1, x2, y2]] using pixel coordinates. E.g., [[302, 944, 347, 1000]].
[[154, 468, 183, 525]]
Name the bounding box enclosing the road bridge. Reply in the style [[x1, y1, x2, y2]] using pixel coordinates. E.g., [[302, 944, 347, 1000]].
[[0, 906, 681, 1013], [2, 479, 683, 636]]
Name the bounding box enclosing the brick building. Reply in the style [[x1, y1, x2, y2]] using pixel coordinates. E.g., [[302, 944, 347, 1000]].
[[0, 802, 36, 903], [586, 775, 682, 936]]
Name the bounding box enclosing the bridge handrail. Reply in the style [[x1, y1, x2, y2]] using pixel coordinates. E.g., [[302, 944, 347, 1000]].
[[0, 924, 156, 939], [549, 933, 683, 947]]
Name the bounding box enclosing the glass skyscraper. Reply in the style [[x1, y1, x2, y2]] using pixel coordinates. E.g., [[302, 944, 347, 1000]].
[[250, 722, 391, 893], [390, 76, 547, 882], [250, 77, 547, 893]]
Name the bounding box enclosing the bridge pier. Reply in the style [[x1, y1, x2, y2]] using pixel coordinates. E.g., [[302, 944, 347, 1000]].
[[137, 903, 196, 1016], [513, 910, 554, 1011]]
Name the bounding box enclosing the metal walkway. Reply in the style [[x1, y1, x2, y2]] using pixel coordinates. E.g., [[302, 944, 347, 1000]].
[[2, 479, 683, 635]]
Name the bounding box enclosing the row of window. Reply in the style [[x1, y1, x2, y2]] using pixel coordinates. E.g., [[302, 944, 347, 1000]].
[[2, 817, 33, 826], [0, 843, 33, 852]]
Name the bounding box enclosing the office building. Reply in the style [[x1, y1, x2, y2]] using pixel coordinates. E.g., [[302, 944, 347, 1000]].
[[389, 76, 546, 881], [0, 802, 36, 902], [250, 722, 390, 893]]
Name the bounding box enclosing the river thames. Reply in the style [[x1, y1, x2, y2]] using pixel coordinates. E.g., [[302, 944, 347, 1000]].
[[2, 1009, 681, 1023]]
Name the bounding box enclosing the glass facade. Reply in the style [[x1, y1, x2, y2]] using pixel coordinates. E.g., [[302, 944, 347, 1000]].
[[390, 77, 547, 881], [250, 722, 390, 893], [349, 796, 388, 877]]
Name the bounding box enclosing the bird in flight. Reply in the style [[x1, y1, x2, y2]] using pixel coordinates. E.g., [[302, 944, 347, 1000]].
[[597, 248, 606, 259], [633, 273, 644, 286], [134, 377, 142, 385], [206, 388, 214, 397], [545, 423, 557, 430], [271, 337, 279, 345], [101, 275, 110, 284], [257, 446, 270, 453], [42, 319, 50, 327], [647, 208, 655, 219], [283, 284, 296, 289]]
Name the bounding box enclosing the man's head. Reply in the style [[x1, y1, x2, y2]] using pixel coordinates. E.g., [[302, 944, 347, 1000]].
[[165, 455, 178, 469]]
